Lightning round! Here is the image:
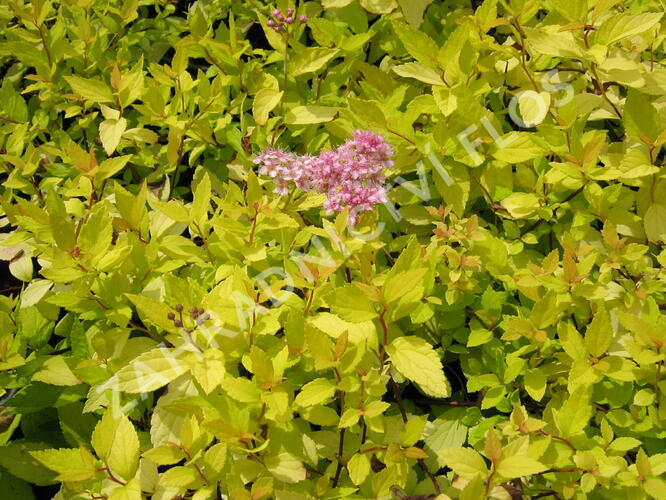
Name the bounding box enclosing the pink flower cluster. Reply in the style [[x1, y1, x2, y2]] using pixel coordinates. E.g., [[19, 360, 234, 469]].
[[253, 130, 393, 222], [266, 8, 307, 32]]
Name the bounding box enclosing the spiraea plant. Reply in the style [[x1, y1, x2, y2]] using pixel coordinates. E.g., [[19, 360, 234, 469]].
[[0, 1, 665, 500]]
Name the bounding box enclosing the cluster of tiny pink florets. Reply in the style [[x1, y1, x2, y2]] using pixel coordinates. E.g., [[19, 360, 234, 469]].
[[266, 8, 307, 32], [253, 130, 393, 222]]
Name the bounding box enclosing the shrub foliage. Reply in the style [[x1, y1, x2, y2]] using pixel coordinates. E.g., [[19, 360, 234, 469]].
[[1, 0, 666, 499]]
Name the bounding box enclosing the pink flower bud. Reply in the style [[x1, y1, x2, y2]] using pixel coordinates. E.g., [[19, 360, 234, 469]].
[[276, 12, 284, 22], [286, 16, 293, 24], [299, 15, 307, 23], [286, 8, 294, 16], [267, 19, 275, 27], [273, 24, 281, 32], [272, 9, 281, 17]]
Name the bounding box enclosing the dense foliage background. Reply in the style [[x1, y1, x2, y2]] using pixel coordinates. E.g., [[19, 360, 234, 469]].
[[1, 0, 666, 498]]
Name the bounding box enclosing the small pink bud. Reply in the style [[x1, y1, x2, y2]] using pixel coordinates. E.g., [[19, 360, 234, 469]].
[[299, 15, 307, 23], [286, 16, 293, 24], [286, 8, 294, 16], [267, 19, 275, 27], [276, 12, 284, 22], [272, 9, 281, 17], [273, 25, 281, 32]]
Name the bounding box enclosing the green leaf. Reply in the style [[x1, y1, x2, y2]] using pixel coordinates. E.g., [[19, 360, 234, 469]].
[[433, 87, 458, 116], [636, 448, 652, 478], [400, 415, 427, 446], [20, 279, 53, 308], [363, 400, 390, 417], [359, 0, 398, 14], [0, 468, 35, 500], [387, 336, 450, 398], [0, 41, 49, 73], [491, 133, 544, 163], [33, 356, 81, 386], [308, 312, 377, 345], [125, 294, 175, 333], [481, 386, 506, 410], [325, 285, 378, 322], [285, 106, 339, 125], [393, 63, 446, 86], [219, 377, 261, 403], [348, 97, 387, 128], [64, 76, 114, 103], [91, 411, 140, 480], [424, 410, 468, 466], [496, 455, 547, 479], [645, 478, 666, 500], [191, 171, 211, 228], [114, 182, 147, 229], [550, 0, 588, 22], [264, 453, 306, 483], [460, 476, 486, 500], [294, 378, 337, 407], [111, 348, 189, 393], [322, 0, 354, 7], [9, 383, 60, 414], [0, 80, 28, 122], [398, 0, 433, 28], [58, 402, 97, 447], [524, 27, 584, 59], [392, 20, 438, 66], [558, 321, 587, 361], [624, 90, 660, 143], [518, 91, 551, 127], [584, 305, 611, 358], [608, 437, 642, 452], [96, 155, 132, 183], [523, 368, 547, 401], [0, 441, 57, 486], [595, 12, 663, 46], [383, 268, 426, 306], [252, 88, 283, 126], [437, 447, 488, 479], [143, 445, 186, 465], [159, 235, 207, 261], [290, 48, 340, 77], [30, 447, 97, 482], [203, 443, 227, 480], [191, 349, 225, 394], [644, 204, 666, 243], [119, 57, 145, 107], [108, 478, 142, 500], [467, 327, 493, 347], [99, 118, 128, 155], [556, 386, 593, 437], [347, 453, 371, 485], [433, 158, 469, 216], [159, 466, 200, 488], [339, 407, 361, 428]]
